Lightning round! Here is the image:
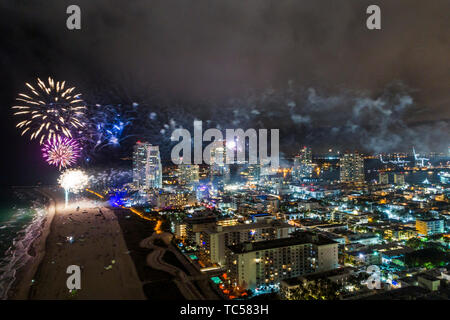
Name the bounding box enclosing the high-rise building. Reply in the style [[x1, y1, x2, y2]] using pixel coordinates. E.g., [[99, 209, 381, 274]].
[[394, 173, 406, 185], [177, 164, 200, 186], [240, 164, 260, 185], [184, 214, 218, 245], [225, 232, 339, 290], [132, 142, 162, 189], [209, 140, 229, 176], [208, 140, 230, 188], [378, 172, 389, 184], [200, 219, 294, 266], [416, 219, 444, 236], [293, 146, 314, 181], [259, 161, 274, 179], [151, 189, 197, 208], [340, 151, 364, 184]]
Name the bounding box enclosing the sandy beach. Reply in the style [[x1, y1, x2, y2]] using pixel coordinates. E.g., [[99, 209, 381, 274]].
[[10, 188, 145, 300]]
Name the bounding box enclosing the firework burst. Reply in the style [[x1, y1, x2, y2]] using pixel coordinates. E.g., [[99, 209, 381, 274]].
[[42, 137, 81, 170], [13, 77, 87, 144], [58, 169, 89, 207]]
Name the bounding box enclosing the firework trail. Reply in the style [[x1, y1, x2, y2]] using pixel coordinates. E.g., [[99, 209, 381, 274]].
[[13, 77, 87, 144], [42, 136, 81, 170]]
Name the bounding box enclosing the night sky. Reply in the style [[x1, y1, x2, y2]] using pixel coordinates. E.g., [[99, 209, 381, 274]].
[[1, 1, 449, 186]]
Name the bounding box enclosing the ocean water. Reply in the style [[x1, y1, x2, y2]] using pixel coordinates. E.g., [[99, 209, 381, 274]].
[[0, 188, 48, 299]]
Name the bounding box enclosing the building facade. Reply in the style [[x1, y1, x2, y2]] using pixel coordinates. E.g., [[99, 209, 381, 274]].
[[416, 218, 444, 236], [200, 219, 294, 266], [293, 146, 314, 181], [177, 164, 200, 187], [379, 172, 389, 184], [132, 142, 162, 189], [340, 151, 365, 184], [394, 173, 406, 185]]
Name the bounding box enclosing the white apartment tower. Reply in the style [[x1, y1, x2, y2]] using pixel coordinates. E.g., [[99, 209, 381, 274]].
[[133, 142, 162, 189]]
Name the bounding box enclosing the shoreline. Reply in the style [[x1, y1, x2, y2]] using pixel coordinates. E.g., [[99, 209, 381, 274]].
[[6, 188, 57, 300]]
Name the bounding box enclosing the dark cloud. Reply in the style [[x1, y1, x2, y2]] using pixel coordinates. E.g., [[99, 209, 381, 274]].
[[1, 1, 450, 106], [186, 81, 448, 154]]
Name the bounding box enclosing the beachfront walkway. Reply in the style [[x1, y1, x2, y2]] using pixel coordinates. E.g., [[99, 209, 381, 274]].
[[140, 233, 222, 300]]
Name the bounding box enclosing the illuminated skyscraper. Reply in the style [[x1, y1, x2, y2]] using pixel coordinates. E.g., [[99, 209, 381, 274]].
[[132, 142, 162, 189], [209, 140, 226, 173], [293, 146, 314, 181], [378, 172, 389, 184], [340, 151, 364, 184]]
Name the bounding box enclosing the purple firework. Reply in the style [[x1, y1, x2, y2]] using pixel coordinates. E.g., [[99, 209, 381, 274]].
[[42, 137, 81, 170]]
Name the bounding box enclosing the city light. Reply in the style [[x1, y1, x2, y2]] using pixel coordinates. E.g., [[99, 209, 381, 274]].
[[58, 169, 89, 207], [4, 4, 450, 303]]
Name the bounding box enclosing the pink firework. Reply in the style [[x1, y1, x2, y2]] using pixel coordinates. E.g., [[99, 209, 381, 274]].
[[42, 137, 81, 170]]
